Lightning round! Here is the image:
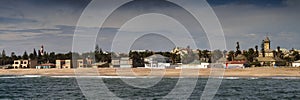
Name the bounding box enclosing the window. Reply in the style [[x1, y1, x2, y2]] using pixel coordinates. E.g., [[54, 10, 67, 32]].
[[15, 62, 19, 64]]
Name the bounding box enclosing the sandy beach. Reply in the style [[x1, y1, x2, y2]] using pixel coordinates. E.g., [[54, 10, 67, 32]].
[[0, 67, 300, 77]]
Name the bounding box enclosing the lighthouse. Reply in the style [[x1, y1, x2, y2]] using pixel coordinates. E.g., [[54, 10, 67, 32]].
[[39, 45, 44, 56]]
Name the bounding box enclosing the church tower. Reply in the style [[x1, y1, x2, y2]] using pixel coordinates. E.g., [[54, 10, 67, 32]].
[[263, 36, 271, 51]]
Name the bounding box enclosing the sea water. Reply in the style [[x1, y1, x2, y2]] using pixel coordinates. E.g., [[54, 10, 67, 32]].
[[0, 76, 299, 99]]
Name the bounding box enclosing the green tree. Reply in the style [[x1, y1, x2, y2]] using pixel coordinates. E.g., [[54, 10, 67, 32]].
[[211, 50, 223, 63], [227, 50, 235, 61], [244, 48, 255, 62], [255, 45, 259, 57], [1, 50, 6, 65], [197, 49, 202, 61], [49, 52, 56, 63], [261, 41, 265, 57], [33, 48, 37, 59], [29, 53, 35, 60], [22, 51, 29, 60]]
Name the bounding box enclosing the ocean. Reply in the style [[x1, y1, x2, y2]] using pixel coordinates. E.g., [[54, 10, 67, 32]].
[[0, 76, 299, 99]]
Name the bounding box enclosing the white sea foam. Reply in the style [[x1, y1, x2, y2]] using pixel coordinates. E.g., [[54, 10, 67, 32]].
[[0, 75, 41, 79], [50, 76, 157, 79]]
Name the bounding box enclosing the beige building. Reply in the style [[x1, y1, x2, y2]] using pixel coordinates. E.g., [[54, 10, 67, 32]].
[[12, 59, 38, 69], [77, 58, 93, 68], [55, 60, 72, 69], [259, 36, 274, 57], [56, 58, 94, 68]]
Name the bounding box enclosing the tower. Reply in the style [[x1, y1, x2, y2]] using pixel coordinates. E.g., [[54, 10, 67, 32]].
[[39, 45, 44, 56], [263, 36, 271, 51]]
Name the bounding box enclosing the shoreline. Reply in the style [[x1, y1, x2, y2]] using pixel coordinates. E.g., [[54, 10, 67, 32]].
[[0, 67, 299, 78]]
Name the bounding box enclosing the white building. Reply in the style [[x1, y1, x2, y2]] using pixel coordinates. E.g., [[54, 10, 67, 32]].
[[176, 62, 209, 69], [144, 54, 170, 69], [12, 59, 38, 69], [111, 57, 132, 68], [292, 60, 300, 67]]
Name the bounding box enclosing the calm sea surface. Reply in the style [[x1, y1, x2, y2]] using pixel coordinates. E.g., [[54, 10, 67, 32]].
[[0, 76, 299, 99]]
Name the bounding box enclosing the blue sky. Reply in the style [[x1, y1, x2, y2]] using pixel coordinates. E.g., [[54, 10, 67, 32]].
[[0, 0, 299, 55]]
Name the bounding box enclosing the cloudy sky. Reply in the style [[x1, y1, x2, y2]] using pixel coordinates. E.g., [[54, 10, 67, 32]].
[[0, 0, 300, 55]]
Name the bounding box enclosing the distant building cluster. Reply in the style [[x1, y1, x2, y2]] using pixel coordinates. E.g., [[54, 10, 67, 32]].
[[1, 35, 300, 69]]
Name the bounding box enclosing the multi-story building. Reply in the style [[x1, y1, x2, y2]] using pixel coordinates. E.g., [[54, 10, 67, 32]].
[[12, 59, 38, 69], [111, 57, 132, 68], [55, 59, 72, 69], [77, 58, 93, 68]]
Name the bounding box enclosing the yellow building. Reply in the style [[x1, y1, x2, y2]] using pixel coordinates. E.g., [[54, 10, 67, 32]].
[[257, 36, 276, 66], [259, 36, 274, 57]]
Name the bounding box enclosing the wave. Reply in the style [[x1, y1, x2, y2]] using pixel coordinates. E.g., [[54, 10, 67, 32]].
[[0, 75, 41, 79]]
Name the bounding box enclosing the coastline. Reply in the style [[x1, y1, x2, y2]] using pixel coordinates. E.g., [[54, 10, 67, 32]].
[[0, 67, 299, 78]]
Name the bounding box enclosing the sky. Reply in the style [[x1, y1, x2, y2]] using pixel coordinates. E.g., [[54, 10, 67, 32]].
[[0, 0, 300, 55]]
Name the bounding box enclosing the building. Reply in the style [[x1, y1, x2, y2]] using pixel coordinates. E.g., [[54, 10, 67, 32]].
[[259, 36, 274, 57], [77, 58, 93, 68], [36, 63, 55, 69], [292, 60, 300, 67], [111, 57, 132, 68], [144, 54, 170, 68], [55, 59, 72, 69], [256, 57, 276, 66], [12, 59, 38, 69], [176, 62, 209, 69]]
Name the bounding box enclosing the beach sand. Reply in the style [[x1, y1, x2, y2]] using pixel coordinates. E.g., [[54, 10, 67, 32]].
[[0, 67, 299, 77]]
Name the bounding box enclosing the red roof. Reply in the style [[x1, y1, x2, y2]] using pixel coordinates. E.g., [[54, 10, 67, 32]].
[[226, 61, 246, 64]]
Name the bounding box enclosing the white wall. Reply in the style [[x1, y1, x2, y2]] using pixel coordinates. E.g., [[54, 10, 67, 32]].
[[292, 63, 300, 67]]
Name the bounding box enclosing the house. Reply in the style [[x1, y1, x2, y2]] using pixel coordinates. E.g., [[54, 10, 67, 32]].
[[217, 57, 245, 68], [12, 59, 38, 69], [224, 61, 246, 69], [111, 57, 132, 68], [144, 54, 170, 69], [292, 60, 300, 67], [36, 63, 55, 69]]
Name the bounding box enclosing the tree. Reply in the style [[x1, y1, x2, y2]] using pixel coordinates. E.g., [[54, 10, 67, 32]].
[[277, 46, 282, 58], [33, 48, 37, 58], [95, 44, 100, 54], [261, 41, 265, 57], [211, 50, 223, 63], [244, 48, 255, 62], [1, 50, 6, 65], [197, 49, 202, 61], [29, 53, 35, 60], [11, 52, 17, 60], [49, 52, 56, 63], [235, 42, 242, 56], [236, 42, 240, 51], [2, 50, 6, 59], [22, 51, 29, 60], [227, 51, 235, 61], [255, 45, 259, 57], [129, 51, 144, 67]]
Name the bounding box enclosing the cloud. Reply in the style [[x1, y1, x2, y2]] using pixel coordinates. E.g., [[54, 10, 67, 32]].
[[209, 0, 300, 50], [0, 17, 37, 24]]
